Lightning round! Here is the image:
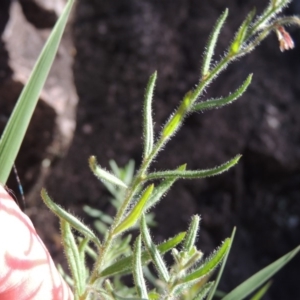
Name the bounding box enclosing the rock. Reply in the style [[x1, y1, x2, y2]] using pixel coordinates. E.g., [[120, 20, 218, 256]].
[[19, 0, 59, 28]]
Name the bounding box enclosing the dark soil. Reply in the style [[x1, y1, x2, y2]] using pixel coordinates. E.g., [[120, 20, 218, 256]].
[[1, 0, 300, 299]]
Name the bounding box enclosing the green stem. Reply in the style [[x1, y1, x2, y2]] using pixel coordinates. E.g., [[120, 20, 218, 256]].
[[190, 55, 231, 105], [246, 5, 277, 39]]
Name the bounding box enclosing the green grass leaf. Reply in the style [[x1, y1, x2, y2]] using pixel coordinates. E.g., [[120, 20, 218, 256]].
[[0, 0, 75, 184], [250, 281, 272, 300], [207, 227, 236, 300], [222, 245, 300, 300]]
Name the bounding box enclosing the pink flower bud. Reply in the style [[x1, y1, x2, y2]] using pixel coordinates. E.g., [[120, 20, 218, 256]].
[[275, 25, 295, 52]]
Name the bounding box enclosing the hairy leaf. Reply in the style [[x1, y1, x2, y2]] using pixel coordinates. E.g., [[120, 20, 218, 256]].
[[101, 232, 186, 277], [147, 155, 241, 181]]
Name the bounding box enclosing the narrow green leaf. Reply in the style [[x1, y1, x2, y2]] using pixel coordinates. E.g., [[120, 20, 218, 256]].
[[89, 156, 128, 189], [202, 9, 228, 77], [147, 155, 241, 181], [192, 74, 252, 112], [0, 0, 75, 184], [145, 164, 186, 210], [41, 189, 101, 248], [109, 159, 121, 177], [183, 238, 231, 284], [123, 159, 136, 185], [222, 245, 300, 300], [101, 232, 186, 277], [162, 91, 192, 139], [141, 215, 170, 282], [78, 237, 89, 262], [133, 235, 148, 299], [83, 205, 113, 224], [207, 227, 236, 300], [250, 281, 272, 300], [193, 282, 214, 300], [230, 9, 256, 55], [143, 72, 157, 158], [113, 184, 154, 235], [84, 243, 98, 261], [182, 251, 204, 271], [104, 279, 115, 299], [183, 215, 200, 252], [108, 235, 132, 262], [78, 238, 89, 283], [60, 219, 85, 296], [77, 237, 95, 281], [249, 0, 292, 36]]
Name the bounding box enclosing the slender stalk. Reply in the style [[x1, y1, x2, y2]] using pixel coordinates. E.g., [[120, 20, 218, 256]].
[[191, 55, 231, 105]]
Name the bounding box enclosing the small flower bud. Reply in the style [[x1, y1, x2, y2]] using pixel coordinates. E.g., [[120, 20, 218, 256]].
[[275, 25, 295, 52]]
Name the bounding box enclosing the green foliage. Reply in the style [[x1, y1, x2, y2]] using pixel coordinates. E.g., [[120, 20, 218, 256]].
[[201, 9, 228, 78], [1, 0, 300, 299], [222, 246, 300, 300]]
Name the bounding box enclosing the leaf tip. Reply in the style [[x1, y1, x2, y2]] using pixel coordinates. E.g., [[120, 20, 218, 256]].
[[88, 155, 97, 171]]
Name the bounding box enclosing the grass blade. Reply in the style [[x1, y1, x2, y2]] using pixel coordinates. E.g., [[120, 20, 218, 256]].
[[0, 0, 75, 184], [250, 281, 272, 300], [207, 227, 236, 300], [222, 245, 300, 300]]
